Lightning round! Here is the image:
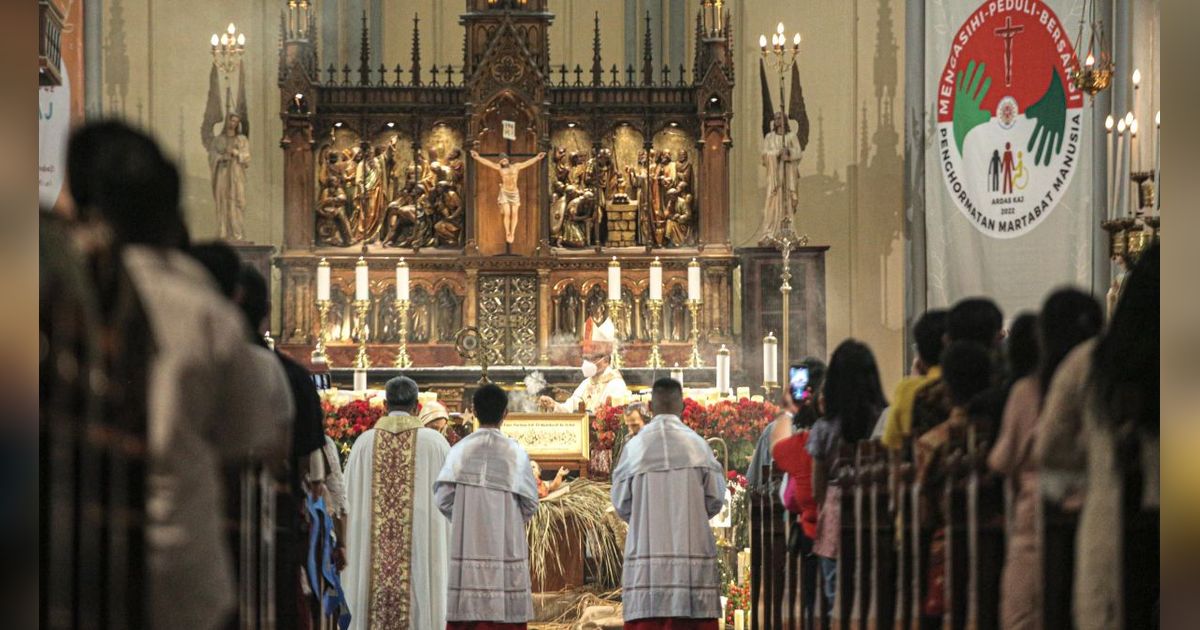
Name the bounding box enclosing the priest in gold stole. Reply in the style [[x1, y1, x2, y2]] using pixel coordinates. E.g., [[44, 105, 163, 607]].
[[343, 376, 451, 629]]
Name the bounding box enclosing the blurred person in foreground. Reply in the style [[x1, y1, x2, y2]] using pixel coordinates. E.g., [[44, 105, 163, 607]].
[[612, 377, 727, 629], [989, 292, 1101, 630], [1037, 242, 1159, 630], [66, 121, 293, 629]]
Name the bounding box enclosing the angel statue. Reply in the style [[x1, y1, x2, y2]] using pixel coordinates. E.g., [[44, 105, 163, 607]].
[[201, 57, 251, 242], [755, 58, 810, 244], [204, 112, 250, 241]]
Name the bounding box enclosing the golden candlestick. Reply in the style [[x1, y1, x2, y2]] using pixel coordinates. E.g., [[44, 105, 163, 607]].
[[353, 299, 371, 369], [647, 298, 664, 369], [686, 299, 704, 368], [394, 299, 413, 369], [608, 299, 625, 369], [312, 299, 331, 366]]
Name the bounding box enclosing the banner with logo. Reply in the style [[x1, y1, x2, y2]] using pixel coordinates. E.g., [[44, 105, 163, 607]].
[[40, 0, 86, 211], [924, 0, 1093, 315]]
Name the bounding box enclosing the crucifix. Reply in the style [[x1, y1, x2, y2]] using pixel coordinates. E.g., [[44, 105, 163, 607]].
[[993, 16, 1025, 87]]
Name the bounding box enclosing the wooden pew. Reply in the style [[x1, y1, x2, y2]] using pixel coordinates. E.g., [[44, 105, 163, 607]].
[[751, 463, 789, 630]]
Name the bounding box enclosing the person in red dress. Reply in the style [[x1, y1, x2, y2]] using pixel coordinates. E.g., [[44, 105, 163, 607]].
[[769, 358, 827, 628]]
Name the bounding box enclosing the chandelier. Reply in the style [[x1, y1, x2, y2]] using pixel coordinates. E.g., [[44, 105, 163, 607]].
[[1068, 0, 1113, 97]]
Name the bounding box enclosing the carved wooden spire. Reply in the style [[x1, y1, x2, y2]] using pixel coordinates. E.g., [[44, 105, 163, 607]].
[[410, 13, 422, 86], [693, 9, 703, 83], [590, 11, 603, 86], [358, 11, 371, 86], [641, 11, 653, 85]]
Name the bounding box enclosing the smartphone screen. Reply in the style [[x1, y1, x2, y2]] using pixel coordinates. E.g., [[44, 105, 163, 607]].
[[789, 366, 809, 402]]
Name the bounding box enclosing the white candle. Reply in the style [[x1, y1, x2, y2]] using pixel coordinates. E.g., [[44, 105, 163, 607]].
[[608, 257, 622, 301], [1155, 110, 1161, 211], [763, 332, 779, 384], [649, 257, 663, 301], [317, 258, 331, 301], [687, 259, 702, 301], [715, 346, 731, 394], [671, 365, 684, 385], [355, 257, 369, 301], [395, 258, 410, 301], [353, 369, 367, 392], [734, 609, 745, 630], [1114, 119, 1126, 216]]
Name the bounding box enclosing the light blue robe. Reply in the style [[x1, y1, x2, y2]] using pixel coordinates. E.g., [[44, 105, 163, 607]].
[[611, 414, 727, 621], [434, 427, 539, 623]]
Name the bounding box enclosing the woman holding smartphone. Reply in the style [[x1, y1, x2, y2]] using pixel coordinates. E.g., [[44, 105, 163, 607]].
[[770, 357, 827, 628]]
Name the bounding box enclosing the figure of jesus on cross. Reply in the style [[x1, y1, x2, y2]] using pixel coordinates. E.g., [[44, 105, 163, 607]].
[[471, 149, 546, 245], [993, 15, 1024, 87]]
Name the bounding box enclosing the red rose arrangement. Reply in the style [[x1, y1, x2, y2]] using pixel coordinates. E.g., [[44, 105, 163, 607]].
[[723, 580, 751, 625], [323, 394, 385, 454], [591, 403, 624, 450]]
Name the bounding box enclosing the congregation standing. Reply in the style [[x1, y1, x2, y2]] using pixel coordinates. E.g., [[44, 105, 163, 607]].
[[42, 120, 1158, 630]]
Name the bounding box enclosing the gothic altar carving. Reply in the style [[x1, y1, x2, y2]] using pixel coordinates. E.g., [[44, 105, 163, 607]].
[[273, 0, 785, 376]]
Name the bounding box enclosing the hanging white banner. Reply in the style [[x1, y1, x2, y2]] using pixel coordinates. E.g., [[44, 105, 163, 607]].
[[924, 0, 1093, 314]]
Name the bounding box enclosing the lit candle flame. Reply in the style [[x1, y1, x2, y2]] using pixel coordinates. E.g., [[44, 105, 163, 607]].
[[758, 34, 767, 49], [237, 33, 246, 46], [1116, 119, 1126, 134], [1124, 111, 1134, 127], [227, 23, 237, 35], [1155, 110, 1160, 127], [211, 34, 219, 47], [1085, 53, 1095, 67], [793, 33, 802, 46], [1130, 118, 1139, 137], [1105, 114, 1113, 132], [776, 22, 785, 35], [1131, 68, 1141, 87]]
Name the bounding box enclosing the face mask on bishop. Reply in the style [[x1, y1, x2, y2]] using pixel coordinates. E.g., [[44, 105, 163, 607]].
[[581, 359, 599, 378]]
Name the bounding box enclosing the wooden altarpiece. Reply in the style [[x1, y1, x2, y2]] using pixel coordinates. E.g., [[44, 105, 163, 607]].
[[274, 0, 742, 387]]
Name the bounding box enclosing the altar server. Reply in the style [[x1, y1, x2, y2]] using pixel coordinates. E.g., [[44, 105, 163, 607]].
[[540, 318, 630, 413], [436, 384, 540, 629], [343, 376, 450, 629], [611, 377, 727, 629]]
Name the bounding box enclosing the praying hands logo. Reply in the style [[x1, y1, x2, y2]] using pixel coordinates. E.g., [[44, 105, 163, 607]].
[[936, 0, 1083, 238]]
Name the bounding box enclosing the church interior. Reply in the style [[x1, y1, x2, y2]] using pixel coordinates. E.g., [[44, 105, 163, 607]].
[[39, 0, 1168, 628]]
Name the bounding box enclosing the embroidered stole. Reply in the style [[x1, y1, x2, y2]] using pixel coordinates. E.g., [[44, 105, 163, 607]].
[[582, 369, 620, 410], [368, 416, 422, 628]]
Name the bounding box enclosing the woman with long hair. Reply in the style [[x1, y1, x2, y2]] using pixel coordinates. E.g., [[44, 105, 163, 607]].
[[807, 340, 888, 616], [989, 290, 1102, 630], [1036, 242, 1159, 629]]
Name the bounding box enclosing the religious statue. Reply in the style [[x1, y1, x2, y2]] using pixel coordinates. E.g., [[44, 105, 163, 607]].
[[353, 139, 396, 242], [206, 113, 250, 241], [664, 180, 695, 246], [409, 290, 432, 343], [627, 150, 652, 246], [585, 148, 617, 243], [470, 150, 547, 246], [556, 286, 580, 337], [435, 286, 462, 342], [433, 149, 466, 247], [756, 59, 810, 243], [559, 190, 596, 248], [317, 152, 354, 246], [758, 110, 803, 241], [549, 148, 571, 242], [667, 285, 688, 341], [379, 164, 423, 246]]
